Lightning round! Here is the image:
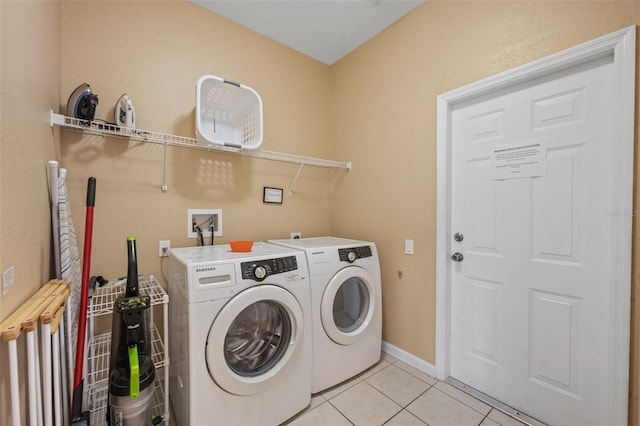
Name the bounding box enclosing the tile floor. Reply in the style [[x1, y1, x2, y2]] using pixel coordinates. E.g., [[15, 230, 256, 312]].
[[284, 352, 528, 426]]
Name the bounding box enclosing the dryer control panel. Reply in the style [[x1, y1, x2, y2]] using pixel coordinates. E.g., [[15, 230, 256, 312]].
[[339, 246, 373, 263], [241, 256, 298, 282]]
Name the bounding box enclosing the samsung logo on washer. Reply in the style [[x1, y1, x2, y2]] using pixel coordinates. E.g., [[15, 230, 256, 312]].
[[196, 266, 219, 273]]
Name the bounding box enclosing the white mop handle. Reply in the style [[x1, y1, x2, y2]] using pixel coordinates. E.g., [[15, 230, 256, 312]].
[[52, 328, 62, 426], [27, 331, 38, 426], [34, 327, 43, 426], [8, 339, 21, 426], [59, 316, 69, 426], [42, 323, 52, 426]]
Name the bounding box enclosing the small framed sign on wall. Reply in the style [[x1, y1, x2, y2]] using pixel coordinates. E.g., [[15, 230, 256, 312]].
[[263, 187, 283, 204]]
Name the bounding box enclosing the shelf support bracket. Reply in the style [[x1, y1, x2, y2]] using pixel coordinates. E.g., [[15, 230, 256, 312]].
[[161, 139, 169, 192], [289, 164, 305, 195], [50, 109, 65, 127]]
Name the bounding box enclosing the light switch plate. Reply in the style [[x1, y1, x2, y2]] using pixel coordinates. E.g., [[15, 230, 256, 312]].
[[405, 239, 414, 255]]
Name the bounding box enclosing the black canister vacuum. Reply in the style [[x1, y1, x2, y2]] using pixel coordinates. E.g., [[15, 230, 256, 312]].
[[108, 236, 156, 425]]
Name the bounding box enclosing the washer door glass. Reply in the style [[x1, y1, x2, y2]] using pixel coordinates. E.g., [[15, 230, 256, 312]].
[[206, 285, 304, 396], [321, 267, 377, 346], [224, 300, 291, 377]]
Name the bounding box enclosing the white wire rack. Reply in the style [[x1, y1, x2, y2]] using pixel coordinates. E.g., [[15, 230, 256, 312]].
[[86, 276, 169, 425], [88, 369, 167, 426], [88, 278, 168, 317], [50, 111, 351, 193], [86, 327, 166, 388]]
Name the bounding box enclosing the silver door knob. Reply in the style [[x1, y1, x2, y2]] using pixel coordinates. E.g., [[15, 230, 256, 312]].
[[451, 252, 464, 262], [453, 233, 464, 242]]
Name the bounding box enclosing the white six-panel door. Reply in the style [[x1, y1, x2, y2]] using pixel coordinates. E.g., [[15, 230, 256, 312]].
[[437, 26, 635, 426], [450, 55, 613, 425]]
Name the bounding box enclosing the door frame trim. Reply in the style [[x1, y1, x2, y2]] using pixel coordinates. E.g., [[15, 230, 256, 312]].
[[435, 25, 636, 424]]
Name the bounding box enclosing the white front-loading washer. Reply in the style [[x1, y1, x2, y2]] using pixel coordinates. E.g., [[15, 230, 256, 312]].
[[269, 236, 382, 393], [168, 242, 312, 425]]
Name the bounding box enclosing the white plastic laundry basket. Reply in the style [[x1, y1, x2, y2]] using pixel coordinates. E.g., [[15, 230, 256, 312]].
[[196, 75, 263, 150]]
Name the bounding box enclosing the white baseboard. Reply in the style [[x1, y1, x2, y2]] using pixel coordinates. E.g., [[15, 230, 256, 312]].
[[381, 341, 436, 378]]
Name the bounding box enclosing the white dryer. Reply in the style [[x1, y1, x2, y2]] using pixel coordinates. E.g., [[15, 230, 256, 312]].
[[269, 236, 382, 393], [168, 243, 312, 425]]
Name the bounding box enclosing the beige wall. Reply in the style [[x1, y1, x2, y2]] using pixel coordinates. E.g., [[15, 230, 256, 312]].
[[0, 0, 61, 325], [2, 0, 640, 424], [59, 0, 336, 285], [0, 1, 61, 424], [330, 0, 640, 423]]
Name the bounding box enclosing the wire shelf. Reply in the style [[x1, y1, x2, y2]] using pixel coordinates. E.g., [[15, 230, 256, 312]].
[[89, 275, 168, 318], [85, 275, 170, 424], [88, 367, 168, 425], [86, 325, 167, 391], [51, 111, 351, 170]]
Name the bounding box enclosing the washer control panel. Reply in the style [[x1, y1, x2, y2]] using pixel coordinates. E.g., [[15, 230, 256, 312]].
[[241, 256, 298, 282], [339, 246, 373, 263]]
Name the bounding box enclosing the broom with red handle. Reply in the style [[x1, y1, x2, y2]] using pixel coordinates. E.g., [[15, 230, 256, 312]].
[[71, 177, 96, 425]]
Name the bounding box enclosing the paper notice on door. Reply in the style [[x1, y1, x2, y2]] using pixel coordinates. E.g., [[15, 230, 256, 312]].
[[491, 141, 546, 180]]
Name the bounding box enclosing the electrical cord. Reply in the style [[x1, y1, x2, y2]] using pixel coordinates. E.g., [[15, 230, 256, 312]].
[[193, 215, 218, 246], [195, 226, 204, 246], [91, 119, 151, 139], [91, 118, 119, 131], [92, 118, 117, 126], [210, 223, 215, 246]]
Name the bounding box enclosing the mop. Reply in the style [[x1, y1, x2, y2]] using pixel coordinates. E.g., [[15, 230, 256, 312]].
[[71, 177, 97, 425]]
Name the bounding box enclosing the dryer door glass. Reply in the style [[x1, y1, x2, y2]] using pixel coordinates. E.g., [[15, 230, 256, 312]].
[[333, 277, 370, 333], [321, 266, 377, 346], [224, 301, 292, 377]]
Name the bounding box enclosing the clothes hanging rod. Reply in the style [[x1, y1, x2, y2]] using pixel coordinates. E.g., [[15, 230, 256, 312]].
[[50, 111, 352, 170]]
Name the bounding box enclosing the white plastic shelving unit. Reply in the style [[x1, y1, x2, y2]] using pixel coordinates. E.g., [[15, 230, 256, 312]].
[[50, 111, 351, 193], [86, 276, 169, 425]]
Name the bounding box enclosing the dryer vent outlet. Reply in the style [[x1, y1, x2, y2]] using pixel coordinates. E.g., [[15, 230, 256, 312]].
[[188, 209, 223, 238]]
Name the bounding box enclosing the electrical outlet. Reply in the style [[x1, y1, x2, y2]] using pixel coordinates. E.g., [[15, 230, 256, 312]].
[[188, 209, 223, 238], [159, 240, 170, 257], [291, 232, 301, 239]]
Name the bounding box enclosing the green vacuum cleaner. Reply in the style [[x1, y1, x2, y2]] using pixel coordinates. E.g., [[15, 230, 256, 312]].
[[108, 236, 156, 425]]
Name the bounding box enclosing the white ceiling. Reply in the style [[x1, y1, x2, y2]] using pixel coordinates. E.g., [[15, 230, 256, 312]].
[[191, 0, 425, 65]]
